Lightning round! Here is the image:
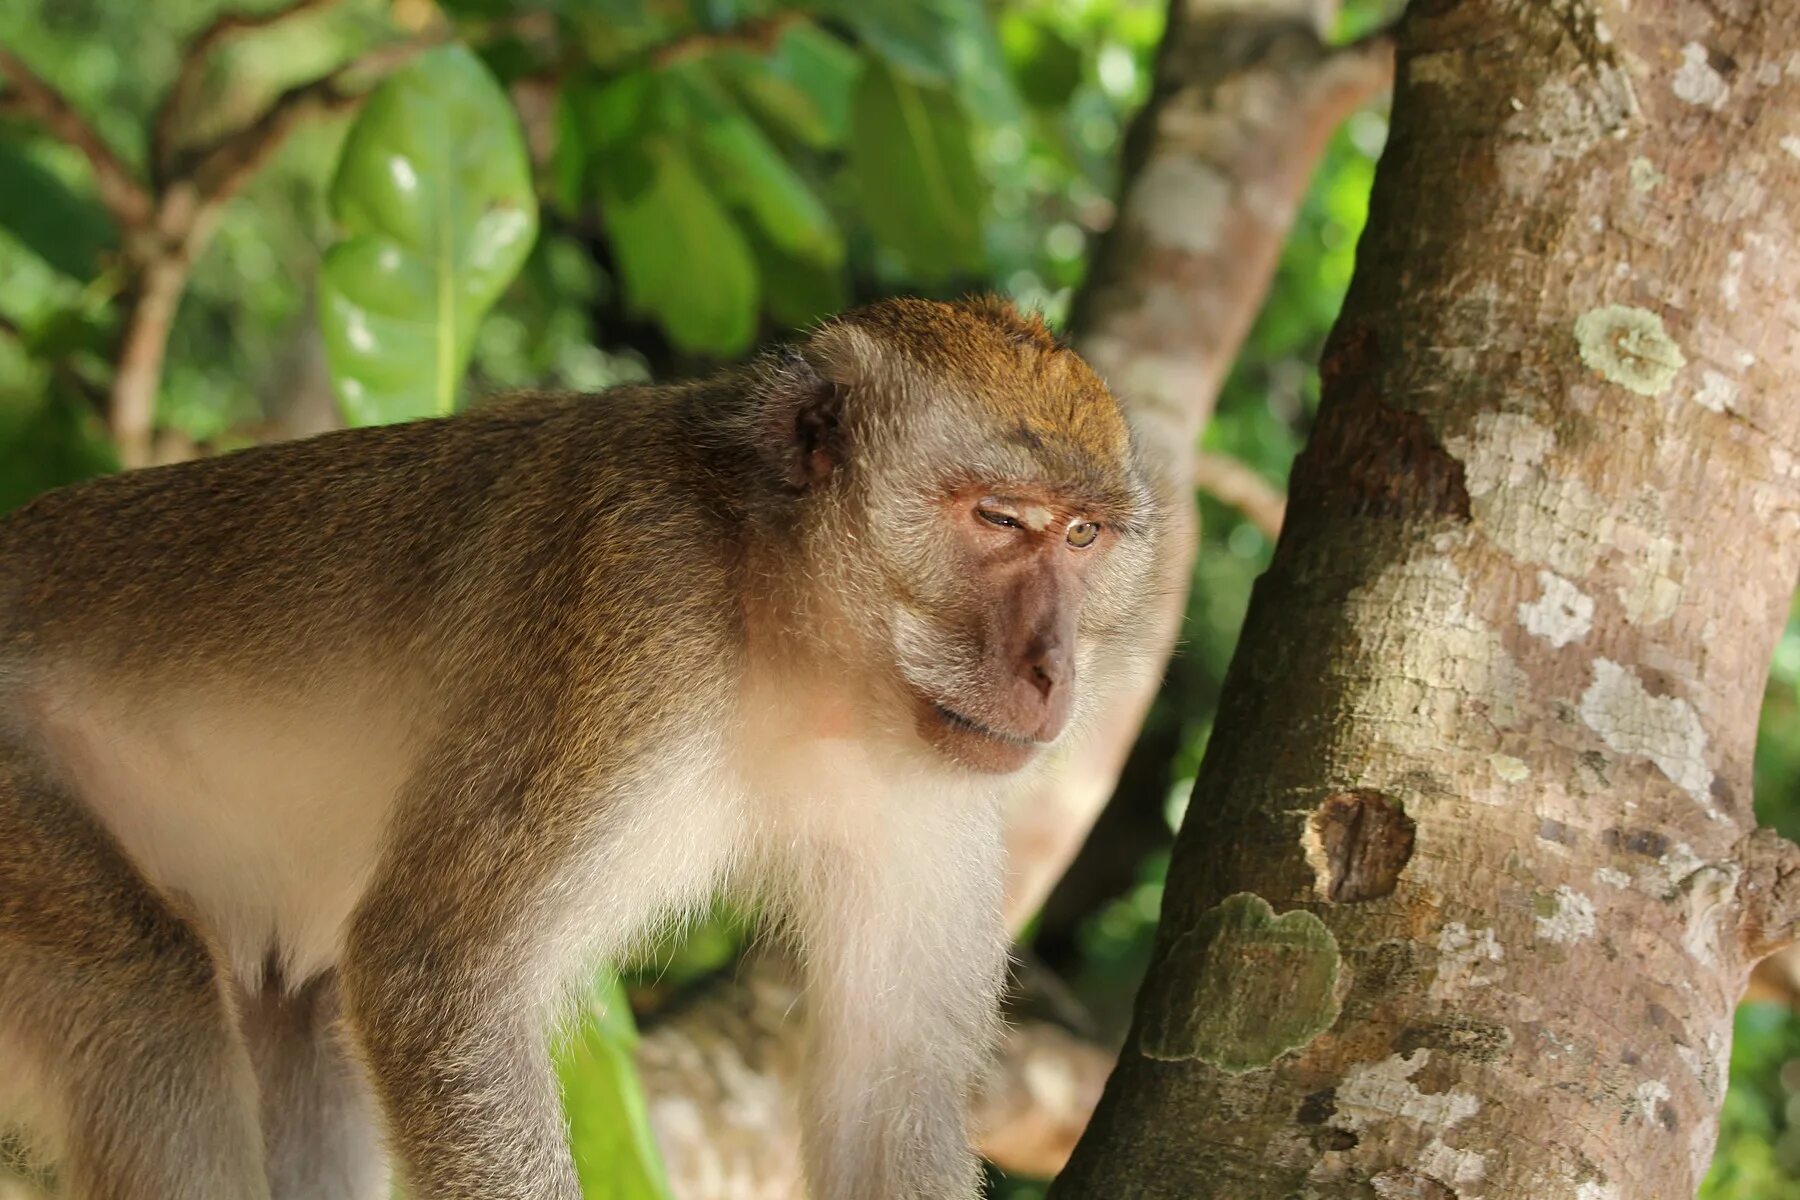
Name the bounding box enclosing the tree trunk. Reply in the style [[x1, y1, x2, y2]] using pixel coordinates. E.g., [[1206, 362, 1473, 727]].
[[1051, 3, 1800, 1198]]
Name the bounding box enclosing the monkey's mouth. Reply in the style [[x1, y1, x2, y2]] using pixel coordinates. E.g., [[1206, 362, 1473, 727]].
[[931, 703, 1035, 747], [920, 700, 1042, 775]]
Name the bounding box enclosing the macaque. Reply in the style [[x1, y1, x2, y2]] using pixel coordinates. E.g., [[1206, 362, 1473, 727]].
[[0, 297, 1163, 1200]]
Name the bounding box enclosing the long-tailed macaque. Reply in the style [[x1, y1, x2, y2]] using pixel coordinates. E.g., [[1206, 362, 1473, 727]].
[[0, 297, 1163, 1200]]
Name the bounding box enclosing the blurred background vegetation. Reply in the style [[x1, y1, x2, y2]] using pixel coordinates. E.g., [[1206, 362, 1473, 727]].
[[2, 0, 1797, 1195]]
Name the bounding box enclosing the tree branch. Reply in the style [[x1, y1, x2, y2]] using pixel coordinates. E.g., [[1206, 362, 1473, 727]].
[[646, 11, 810, 69], [1193, 451, 1285, 539], [188, 35, 437, 206], [0, 49, 152, 230], [151, 0, 347, 181]]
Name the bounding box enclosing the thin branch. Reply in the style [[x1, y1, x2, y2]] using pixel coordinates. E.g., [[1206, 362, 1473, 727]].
[[189, 35, 438, 206], [0, 49, 152, 231], [647, 10, 809, 69], [1307, 21, 1398, 111], [1194, 450, 1286, 539], [152, 0, 347, 181]]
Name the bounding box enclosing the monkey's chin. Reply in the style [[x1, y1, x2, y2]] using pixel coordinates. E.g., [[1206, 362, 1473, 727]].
[[917, 702, 1042, 775]]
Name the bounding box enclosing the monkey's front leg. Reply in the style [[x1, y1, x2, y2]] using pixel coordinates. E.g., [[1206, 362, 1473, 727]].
[[339, 768, 584, 1200], [786, 802, 1010, 1200]]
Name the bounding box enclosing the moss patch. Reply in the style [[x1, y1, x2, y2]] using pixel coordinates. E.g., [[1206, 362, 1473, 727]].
[[1139, 893, 1342, 1072]]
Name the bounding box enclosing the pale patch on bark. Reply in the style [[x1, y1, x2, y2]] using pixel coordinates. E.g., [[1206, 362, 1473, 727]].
[[1577, 1180, 1621, 1200], [1535, 885, 1598, 943], [1577, 659, 1714, 810], [1334, 1051, 1485, 1186], [1614, 532, 1685, 627], [1719, 253, 1745, 313], [1593, 866, 1631, 888], [1672, 42, 1730, 109], [1431, 921, 1504, 998], [1518, 570, 1594, 647], [1445, 412, 1554, 497], [1693, 367, 1738, 412], [1487, 472, 1613, 577], [1629, 1079, 1672, 1128], [1573, 306, 1687, 398], [1782, 135, 1800, 160], [1697, 165, 1769, 224], [1629, 156, 1662, 193], [1640, 840, 1706, 898], [1675, 1025, 1729, 1101], [1348, 555, 1529, 741], [1123, 157, 1230, 254], [1679, 862, 1741, 967], [1489, 753, 1530, 783]]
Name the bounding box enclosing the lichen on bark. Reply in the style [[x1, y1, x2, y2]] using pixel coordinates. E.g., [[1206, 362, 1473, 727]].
[[1138, 893, 1341, 1073]]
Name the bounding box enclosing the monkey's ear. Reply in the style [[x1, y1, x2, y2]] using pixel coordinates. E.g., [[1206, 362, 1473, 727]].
[[764, 347, 847, 492]]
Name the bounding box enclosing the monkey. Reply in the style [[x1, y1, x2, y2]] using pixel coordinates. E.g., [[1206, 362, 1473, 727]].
[[0, 296, 1164, 1200]]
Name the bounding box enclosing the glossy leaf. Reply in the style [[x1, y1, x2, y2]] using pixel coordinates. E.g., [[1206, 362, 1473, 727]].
[[598, 130, 759, 355], [557, 971, 673, 1200], [319, 45, 538, 425], [845, 62, 985, 281]]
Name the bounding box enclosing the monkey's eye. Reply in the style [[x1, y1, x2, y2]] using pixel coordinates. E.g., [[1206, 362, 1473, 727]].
[[976, 505, 1022, 530], [1066, 521, 1101, 549]]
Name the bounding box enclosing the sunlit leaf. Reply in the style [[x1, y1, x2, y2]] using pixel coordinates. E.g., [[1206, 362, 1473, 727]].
[[319, 45, 538, 425], [845, 61, 985, 281], [556, 971, 674, 1200]]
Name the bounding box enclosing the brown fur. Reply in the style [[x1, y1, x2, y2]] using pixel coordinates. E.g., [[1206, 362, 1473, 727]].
[[0, 298, 1163, 1200]]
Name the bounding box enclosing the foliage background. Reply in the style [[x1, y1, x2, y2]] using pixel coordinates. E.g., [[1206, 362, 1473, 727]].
[[1, 0, 1795, 1194]]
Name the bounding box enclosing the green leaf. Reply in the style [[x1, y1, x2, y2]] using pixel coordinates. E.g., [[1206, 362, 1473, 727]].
[[670, 66, 842, 266], [0, 138, 115, 282], [318, 44, 539, 425], [845, 62, 985, 281], [716, 23, 863, 149], [817, 0, 961, 85], [0, 380, 117, 514], [556, 971, 674, 1200], [1001, 15, 1084, 109], [598, 131, 760, 355], [748, 223, 846, 329]]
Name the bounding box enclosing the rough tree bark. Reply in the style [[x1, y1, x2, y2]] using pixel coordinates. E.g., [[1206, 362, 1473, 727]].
[[631, 3, 1396, 1195], [1050, 3, 1800, 1198]]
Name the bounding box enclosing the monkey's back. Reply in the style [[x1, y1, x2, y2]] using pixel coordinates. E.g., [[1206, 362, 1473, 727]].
[[0, 388, 740, 683], [0, 388, 747, 983]]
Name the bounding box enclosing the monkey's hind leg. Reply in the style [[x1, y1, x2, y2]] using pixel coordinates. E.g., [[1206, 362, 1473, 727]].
[[0, 743, 269, 1200], [239, 972, 390, 1200]]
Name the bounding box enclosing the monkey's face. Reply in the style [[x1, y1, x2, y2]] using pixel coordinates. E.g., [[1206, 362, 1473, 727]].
[[891, 486, 1127, 774], [791, 299, 1163, 778]]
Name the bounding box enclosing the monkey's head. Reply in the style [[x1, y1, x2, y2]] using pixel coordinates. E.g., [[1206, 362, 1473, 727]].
[[751, 297, 1163, 776]]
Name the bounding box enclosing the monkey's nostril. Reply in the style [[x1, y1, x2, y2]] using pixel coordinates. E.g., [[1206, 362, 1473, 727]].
[[1029, 661, 1055, 698]]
